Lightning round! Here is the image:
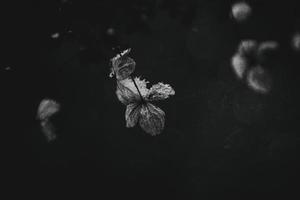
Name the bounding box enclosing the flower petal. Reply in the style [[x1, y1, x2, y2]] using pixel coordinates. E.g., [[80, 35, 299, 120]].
[[115, 57, 136, 80], [238, 40, 258, 55], [110, 49, 136, 80], [231, 53, 248, 79], [257, 41, 279, 58], [246, 65, 272, 94], [37, 99, 60, 121], [146, 82, 175, 101], [119, 77, 149, 97], [125, 103, 141, 128], [116, 80, 140, 105], [139, 103, 165, 136], [291, 33, 300, 51], [40, 120, 57, 142]]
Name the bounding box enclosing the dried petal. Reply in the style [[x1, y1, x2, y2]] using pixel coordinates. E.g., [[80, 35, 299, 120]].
[[125, 103, 141, 128], [231, 53, 248, 79], [146, 82, 175, 101], [133, 77, 149, 97], [257, 41, 279, 57], [246, 66, 272, 94], [118, 77, 149, 97], [231, 2, 252, 22], [116, 57, 136, 80], [110, 49, 136, 80], [37, 99, 60, 121], [291, 33, 300, 51], [40, 120, 57, 142], [139, 103, 165, 136], [116, 80, 140, 105], [238, 40, 258, 55]]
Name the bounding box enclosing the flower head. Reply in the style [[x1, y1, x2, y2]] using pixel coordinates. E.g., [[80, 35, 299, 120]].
[[231, 40, 278, 80], [231, 40, 277, 94], [231, 2, 252, 22], [116, 77, 175, 136]]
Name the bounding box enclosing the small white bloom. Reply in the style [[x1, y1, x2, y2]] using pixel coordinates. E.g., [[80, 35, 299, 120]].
[[51, 32, 60, 39], [231, 2, 252, 22], [107, 28, 115, 36]]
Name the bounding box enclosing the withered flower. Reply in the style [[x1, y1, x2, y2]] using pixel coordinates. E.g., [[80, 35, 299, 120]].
[[116, 77, 175, 136], [110, 48, 175, 135]]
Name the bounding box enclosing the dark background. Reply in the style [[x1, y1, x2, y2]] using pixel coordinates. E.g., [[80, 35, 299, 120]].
[[2, 0, 300, 198]]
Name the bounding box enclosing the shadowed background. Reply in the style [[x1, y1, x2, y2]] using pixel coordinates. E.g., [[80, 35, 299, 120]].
[[2, 0, 300, 198]]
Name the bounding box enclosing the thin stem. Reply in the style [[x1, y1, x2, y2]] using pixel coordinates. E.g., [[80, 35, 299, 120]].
[[130, 75, 145, 103]]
